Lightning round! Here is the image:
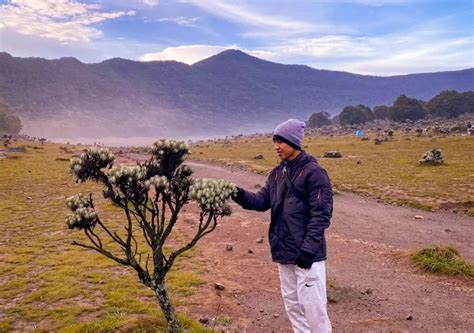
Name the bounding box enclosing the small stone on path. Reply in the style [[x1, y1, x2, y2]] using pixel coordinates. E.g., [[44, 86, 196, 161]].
[[414, 215, 424, 220], [214, 283, 225, 291]]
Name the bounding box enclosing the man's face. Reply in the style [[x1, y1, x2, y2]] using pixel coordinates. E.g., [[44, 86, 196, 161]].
[[273, 138, 298, 161]]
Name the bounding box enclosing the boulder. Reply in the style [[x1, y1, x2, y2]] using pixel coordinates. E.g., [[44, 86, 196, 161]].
[[323, 151, 342, 158]]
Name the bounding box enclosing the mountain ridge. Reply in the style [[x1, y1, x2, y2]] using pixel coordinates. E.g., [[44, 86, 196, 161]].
[[0, 50, 472, 138]]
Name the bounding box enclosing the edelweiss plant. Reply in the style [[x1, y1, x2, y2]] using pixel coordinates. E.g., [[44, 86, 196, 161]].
[[66, 140, 236, 332], [419, 148, 445, 165]]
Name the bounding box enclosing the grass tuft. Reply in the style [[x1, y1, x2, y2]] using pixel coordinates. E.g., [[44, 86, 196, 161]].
[[411, 245, 474, 277], [466, 208, 474, 217]]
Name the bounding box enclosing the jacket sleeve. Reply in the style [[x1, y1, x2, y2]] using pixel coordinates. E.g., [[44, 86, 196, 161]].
[[233, 172, 272, 212], [300, 166, 333, 255]]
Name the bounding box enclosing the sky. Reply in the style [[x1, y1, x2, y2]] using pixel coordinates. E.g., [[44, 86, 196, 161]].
[[0, 0, 472, 76]]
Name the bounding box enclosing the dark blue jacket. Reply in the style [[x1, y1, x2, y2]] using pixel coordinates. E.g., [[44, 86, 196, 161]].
[[235, 152, 333, 264]]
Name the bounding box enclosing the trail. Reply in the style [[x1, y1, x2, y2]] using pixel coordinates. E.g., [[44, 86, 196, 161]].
[[183, 160, 474, 332]]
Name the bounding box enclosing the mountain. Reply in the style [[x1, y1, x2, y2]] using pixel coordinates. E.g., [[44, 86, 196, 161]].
[[0, 50, 472, 138]]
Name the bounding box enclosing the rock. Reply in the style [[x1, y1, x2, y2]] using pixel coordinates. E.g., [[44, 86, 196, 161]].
[[259, 309, 264, 313], [273, 314, 279, 318], [199, 317, 210, 324], [226, 244, 233, 251], [256, 237, 264, 244], [374, 138, 383, 145], [248, 249, 254, 254], [27, 196, 32, 200], [364, 288, 372, 295], [323, 151, 342, 158], [361, 136, 370, 141], [214, 283, 225, 291], [444, 229, 452, 233], [414, 215, 424, 220], [356, 160, 361, 165], [254, 154, 264, 160], [406, 315, 413, 320], [254, 183, 262, 189]]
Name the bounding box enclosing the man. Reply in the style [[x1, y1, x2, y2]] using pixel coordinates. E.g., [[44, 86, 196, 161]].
[[233, 119, 333, 333]]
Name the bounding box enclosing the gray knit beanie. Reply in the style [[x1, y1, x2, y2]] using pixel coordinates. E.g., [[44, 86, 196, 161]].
[[273, 119, 305, 150]]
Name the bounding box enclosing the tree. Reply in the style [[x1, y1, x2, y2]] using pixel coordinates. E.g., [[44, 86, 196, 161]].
[[339, 104, 374, 125], [373, 105, 390, 120], [427, 90, 474, 118], [0, 103, 22, 134], [389, 95, 426, 122], [460, 91, 474, 114], [307, 111, 331, 128], [66, 139, 236, 332]]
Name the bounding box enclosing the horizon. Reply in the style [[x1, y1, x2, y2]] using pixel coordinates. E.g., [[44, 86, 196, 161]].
[[0, 0, 473, 76]]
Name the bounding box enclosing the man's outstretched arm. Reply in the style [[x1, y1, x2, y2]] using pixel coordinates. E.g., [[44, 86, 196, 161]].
[[233, 173, 272, 212]]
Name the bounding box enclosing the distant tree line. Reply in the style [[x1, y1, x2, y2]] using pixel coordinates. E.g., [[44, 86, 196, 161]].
[[0, 103, 22, 134], [306, 90, 474, 127]]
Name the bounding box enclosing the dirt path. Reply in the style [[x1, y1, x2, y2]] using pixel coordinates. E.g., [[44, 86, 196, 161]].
[[181, 161, 474, 333]]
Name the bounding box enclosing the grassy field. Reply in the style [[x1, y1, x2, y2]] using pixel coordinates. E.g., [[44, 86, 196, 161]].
[[0, 134, 472, 330], [191, 131, 474, 212], [0, 141, 210, 332]]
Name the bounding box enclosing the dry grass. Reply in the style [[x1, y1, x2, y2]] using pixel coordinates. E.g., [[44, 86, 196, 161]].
[[0, 141, 209, 332], [411, 245, 474, 278], [191, 132, 474, 212]]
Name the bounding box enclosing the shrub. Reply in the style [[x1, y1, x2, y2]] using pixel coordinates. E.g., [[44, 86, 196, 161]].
[[66, 139, 236, 332], [411, 246, 474, 277], [419, 148, 444, 165]]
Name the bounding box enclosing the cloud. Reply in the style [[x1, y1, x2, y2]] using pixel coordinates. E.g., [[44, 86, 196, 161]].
[[345, 0, 408, 5], [0, 0, 135, 43], [0, 27, 166, 63], [155, 16, 199, 27], [182, 0, 319, 33], [140, 44, 237, 64], [251, 29, 473, 75], [142, 0, 159, 7], [333, 36, 473, 75], [311, 0, 408, 6]]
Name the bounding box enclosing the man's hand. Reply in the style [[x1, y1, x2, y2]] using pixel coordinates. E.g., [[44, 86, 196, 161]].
[[296, 250, 314, 269], [232, 186, 245, 202]]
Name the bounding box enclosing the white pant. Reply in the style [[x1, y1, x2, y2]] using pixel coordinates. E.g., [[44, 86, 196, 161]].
[[278, 261, 332, 333]]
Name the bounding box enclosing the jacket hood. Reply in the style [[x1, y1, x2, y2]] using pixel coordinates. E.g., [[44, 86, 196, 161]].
[[283, 151, 317, 170]]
